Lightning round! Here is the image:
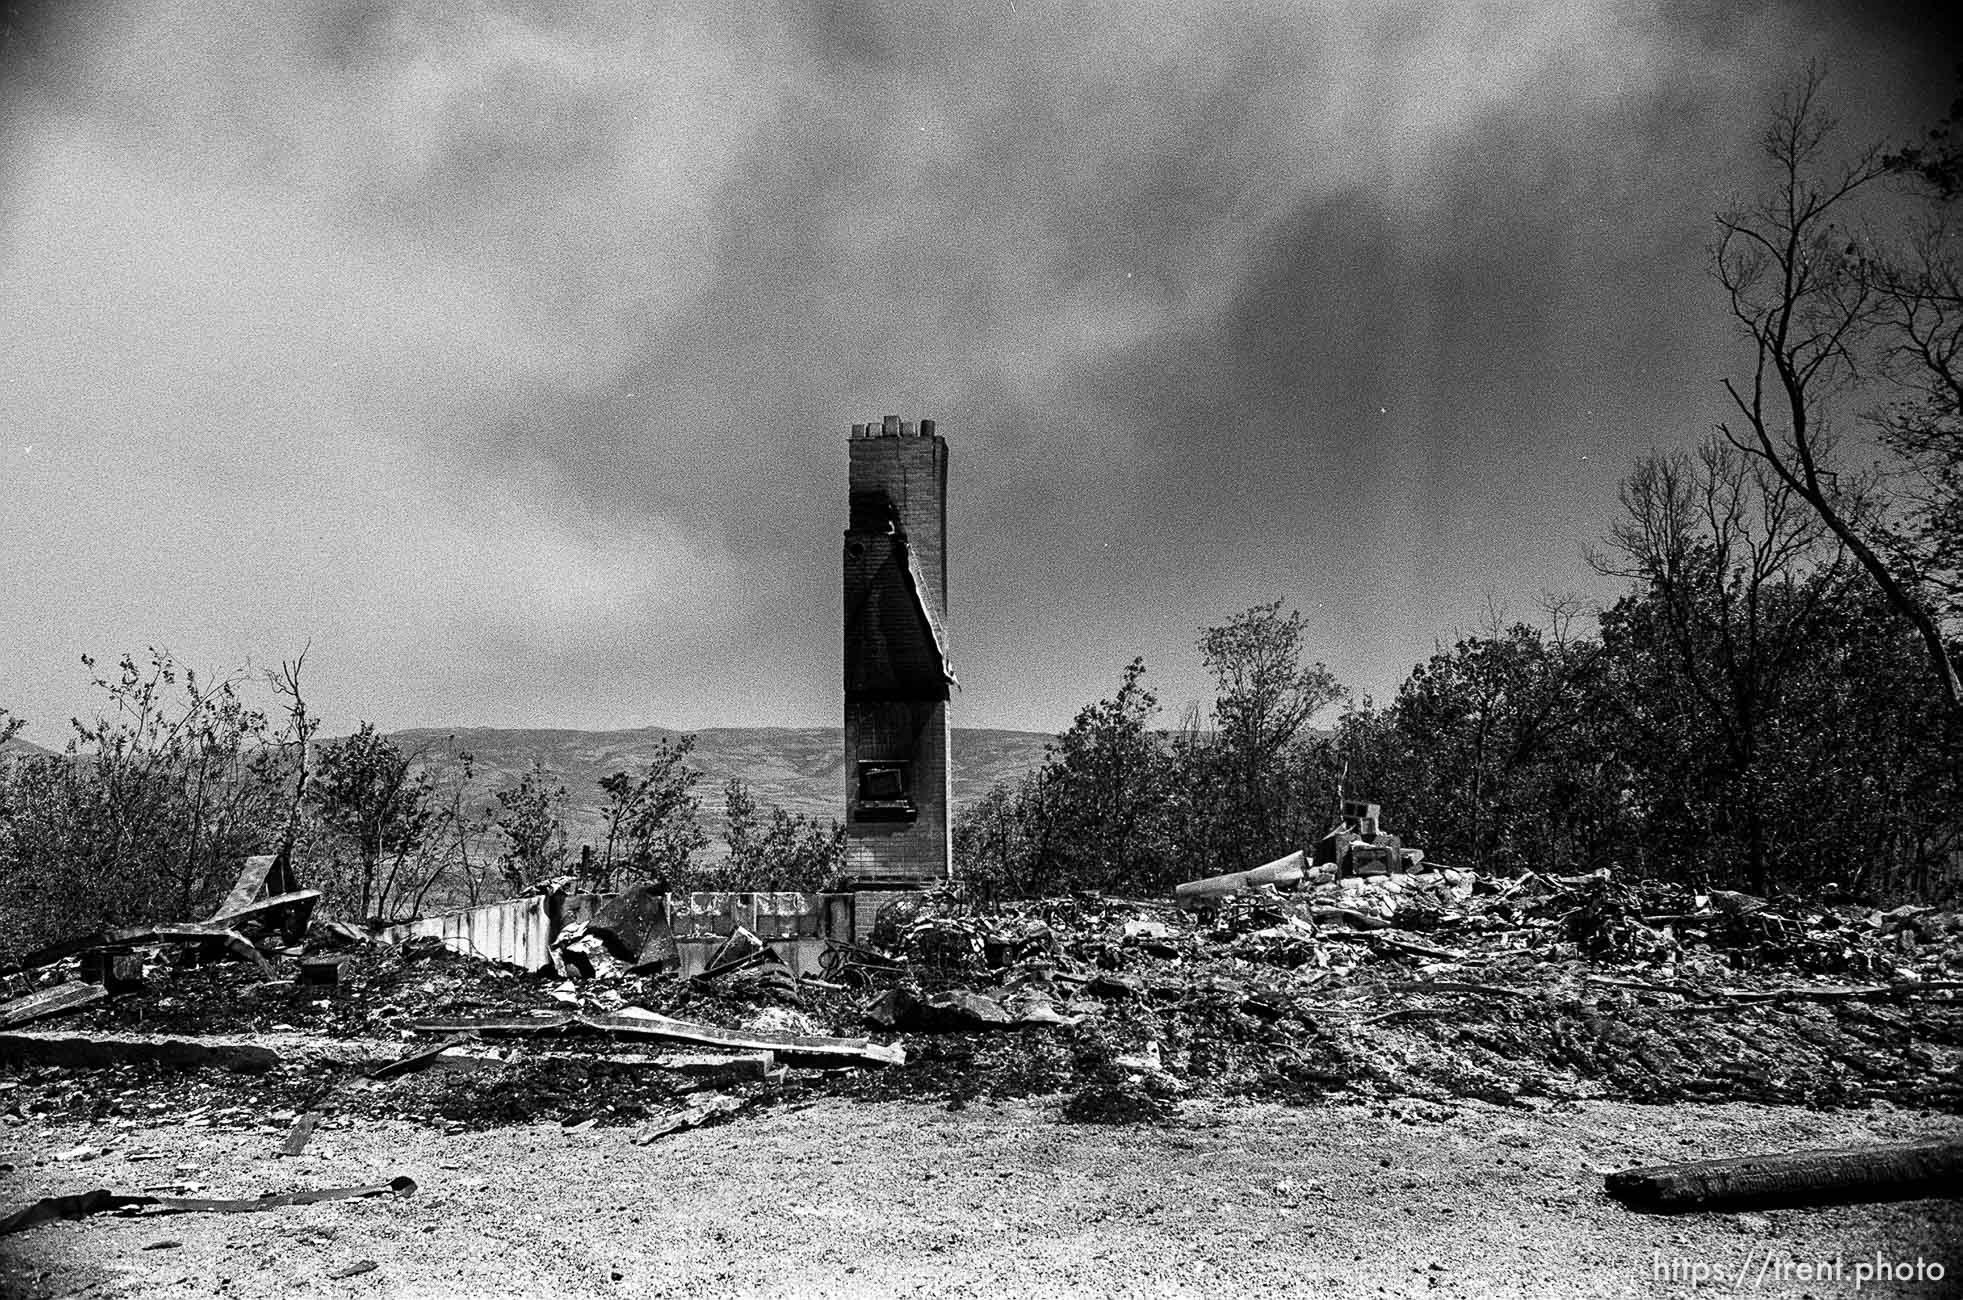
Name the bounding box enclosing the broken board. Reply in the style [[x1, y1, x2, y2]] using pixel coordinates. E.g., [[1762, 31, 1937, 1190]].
[[580, 1009, 905, 1067], [0, 981, 106, 1030]]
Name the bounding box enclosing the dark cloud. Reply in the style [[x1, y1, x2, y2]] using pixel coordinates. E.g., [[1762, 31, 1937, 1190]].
[[1, 1, 1955, 741]]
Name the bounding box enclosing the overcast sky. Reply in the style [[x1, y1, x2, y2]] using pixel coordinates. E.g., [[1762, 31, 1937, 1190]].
[[2, 1, 1957, 744]]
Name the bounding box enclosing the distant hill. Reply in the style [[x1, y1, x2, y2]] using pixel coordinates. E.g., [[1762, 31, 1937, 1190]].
[[0, 734, 53, 758], [385, 724, 1055, 849], [0, 722, 1054, 852]]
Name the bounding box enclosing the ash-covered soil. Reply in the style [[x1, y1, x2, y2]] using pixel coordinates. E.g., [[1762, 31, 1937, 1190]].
[[5, 870, 1962, 1296], [2, 1096, 1958, 1299]]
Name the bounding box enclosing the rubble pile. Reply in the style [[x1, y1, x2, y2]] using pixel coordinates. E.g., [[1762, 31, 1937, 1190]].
[[3, 839, 1961, 1151], [842, 850, 1963, 1117]]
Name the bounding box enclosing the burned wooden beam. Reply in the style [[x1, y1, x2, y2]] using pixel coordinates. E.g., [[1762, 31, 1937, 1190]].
[[100, 924, 270, 974], [691, 929, 773, 984], [2, 900, 310, 978], [279, 1112, 320, 1158], [0, 1031, 281, 1073], [0, 980, 106, 1030], [210, 852, 299, 921], [407, 1013, 572, 1037], [0, 1176, 417, 1236], [1607, 1141, 1963, 1211], [77, 948, 145, 993], [203, 889, 321, 946], [1311, 906, 1391, 931], [366, 1034, 480, 1081], [630, 1092, 750, 1144], [0, 937, 113, 977], [281, 1036, 473, 1159], [581, 1008, 904, 1066], [298, 954, 351, 987]]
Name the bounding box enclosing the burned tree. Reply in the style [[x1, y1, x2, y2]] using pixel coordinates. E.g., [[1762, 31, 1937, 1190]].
[[1713, 65, 1963, 718]]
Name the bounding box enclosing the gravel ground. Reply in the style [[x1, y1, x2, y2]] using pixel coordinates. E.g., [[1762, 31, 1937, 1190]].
[[3, 1094, 1958, 1299]]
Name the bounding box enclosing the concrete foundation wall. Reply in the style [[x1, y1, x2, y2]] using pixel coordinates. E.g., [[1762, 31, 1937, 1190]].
[[376, 894, 554, 971], [378, 883, 925, 969], [667, 891, 853, 975]]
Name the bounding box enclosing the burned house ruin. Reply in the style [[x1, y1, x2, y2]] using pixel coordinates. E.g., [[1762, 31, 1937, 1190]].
[[842, 415, 953, 932]]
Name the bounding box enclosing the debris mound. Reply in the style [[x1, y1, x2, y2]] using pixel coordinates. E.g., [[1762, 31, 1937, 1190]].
[[4, 832, 1959, 1145]]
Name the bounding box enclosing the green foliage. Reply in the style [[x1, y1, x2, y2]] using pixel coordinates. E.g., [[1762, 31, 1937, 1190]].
[[311, 723, 430, 920], [1199, 603, 1342, 766], [1020, 658, 1182, 895], [1593, 442, 1856, 891], [1376, 620, 1617, 875], [954, 540, 1959, 901], [954, 656, 1234, 897], [1186, 605, 1346, 873], [493, 758, 568, 892], [0, 650, 298, 959], [310, 724, 485, 921], [594, 736, 708, 890], [716, 776, 843, 892], [953, 780, 1038, 901]]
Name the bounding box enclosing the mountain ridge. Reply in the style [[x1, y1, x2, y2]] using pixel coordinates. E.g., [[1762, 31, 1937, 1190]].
[[382, 724, 1056, 847]]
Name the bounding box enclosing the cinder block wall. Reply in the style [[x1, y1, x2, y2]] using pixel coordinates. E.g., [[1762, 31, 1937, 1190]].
[[843, 416, 952, 891]]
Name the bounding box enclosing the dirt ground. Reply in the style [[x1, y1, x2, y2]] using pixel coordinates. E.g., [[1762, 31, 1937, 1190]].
[[3, 1093, 1958, 1299]]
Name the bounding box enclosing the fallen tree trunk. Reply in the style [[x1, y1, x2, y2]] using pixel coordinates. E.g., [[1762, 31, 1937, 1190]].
[[1606, 1141, 1963, 1211]]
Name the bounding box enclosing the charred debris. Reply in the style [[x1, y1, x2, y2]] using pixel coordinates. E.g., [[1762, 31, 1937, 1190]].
[[2, 806, 1958, 1150], [1, 805, 1959, 1231]]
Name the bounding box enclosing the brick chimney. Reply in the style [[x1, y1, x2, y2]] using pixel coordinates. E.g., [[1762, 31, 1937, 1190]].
[[842, 415, 951, 898]]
